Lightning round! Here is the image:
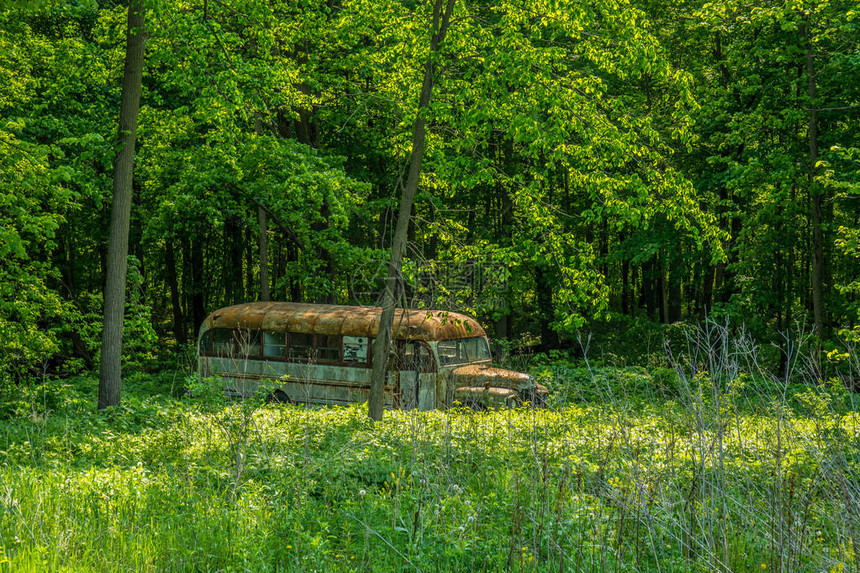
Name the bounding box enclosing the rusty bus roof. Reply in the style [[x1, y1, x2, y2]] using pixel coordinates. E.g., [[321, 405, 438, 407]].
[[200, 302, 487, 341]]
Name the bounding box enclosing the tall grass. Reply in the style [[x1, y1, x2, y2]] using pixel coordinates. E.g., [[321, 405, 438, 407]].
[[0, 323, 858, 571]]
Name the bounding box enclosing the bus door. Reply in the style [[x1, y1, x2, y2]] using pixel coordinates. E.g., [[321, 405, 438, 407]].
[[399, 341, 436, 410]]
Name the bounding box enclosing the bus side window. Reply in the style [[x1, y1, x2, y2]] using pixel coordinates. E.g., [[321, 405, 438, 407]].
[[211, 329, 235, 356], [437, 340, 457, 365], [317, 335, 342, 362], [289, 332, 313, 360], [401, 341, 415, 369], [417, 344, 435, 373], [343, 336, 368, 362], [199, 330, 213, 355], [263, 331, 286, 357], [235, 329, 261, 357]]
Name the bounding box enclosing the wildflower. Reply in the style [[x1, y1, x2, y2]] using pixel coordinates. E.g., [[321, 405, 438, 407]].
[[359, 489, 367, 496]]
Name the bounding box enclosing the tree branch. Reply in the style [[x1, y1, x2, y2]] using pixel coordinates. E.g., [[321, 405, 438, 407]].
[[808, 104, 860, 112]]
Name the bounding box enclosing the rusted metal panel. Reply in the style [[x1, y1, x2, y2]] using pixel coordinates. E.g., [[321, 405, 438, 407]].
[[201, 302, 486, 341], [453, 386, 520, 407], [208, 302, 270, 330], [285, 306, 321, 335], [450, 364, 531, 388], [205, 356, 397, 407]]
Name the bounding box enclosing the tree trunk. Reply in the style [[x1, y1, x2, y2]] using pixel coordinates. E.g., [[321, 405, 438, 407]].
[[255, 114, 270, 303], [191, 237, 206, 334], [701, 264, 715, 320], [59, 234, 94, 369], [668, 249, 682, 323], [621, 235, 629, 316], [223, 215, 243, 305], [288, 240, 301, 302], [805, 22, 825, 348], [272, 235, 283, 299], [643, 260, 655, 319], [258, 206, 270, 301], [181, 238, 192, 337], [494, 141, 515, 339], [368, 0, 456, 421], [669, 279, 682, 323], [659, 254, 669, 324], [536, 265, 559, 352], [244, 226, 253, 301], [165, 237, 186, 344], [98, 0, 146, 410], [313, 197, 335, 304]]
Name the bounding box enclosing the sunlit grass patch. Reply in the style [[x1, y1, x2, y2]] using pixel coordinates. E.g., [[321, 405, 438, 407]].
[[1, 325, 859, 571]]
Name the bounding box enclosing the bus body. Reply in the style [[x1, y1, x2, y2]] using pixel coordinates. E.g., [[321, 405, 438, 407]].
[[197, 302, 546, 409]]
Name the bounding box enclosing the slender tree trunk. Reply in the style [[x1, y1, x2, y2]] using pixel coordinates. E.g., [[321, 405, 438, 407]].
[[774, 246, 784, 332], [805, 22, 825, 349], [181, 238, 192, 338], [288, 242, 301, 301], [98, 0, 146, 410], [224, 216, 243, 305], [659, 254, 669, 324], [669, 254, 682, 323], [60, 234, 94, 369], [272, 236, 283, 299], [600, 218, 608, 283], [368, 0, 456, 421], [313, 197, 336, 304], [244, 227, 253, 300], [165, 237, 186, 344], [643, 260, 655, 319], [621, 235, 629, 315], [714, 259, 725, 303], [701, 264, 715, 320], [254, 115, 270, 302], [536, 266, 559, 351], [494, 140, 514, 339], [191, 237, 206, 334], [786, 182, 796, 332], [258, 206, 270, 301]]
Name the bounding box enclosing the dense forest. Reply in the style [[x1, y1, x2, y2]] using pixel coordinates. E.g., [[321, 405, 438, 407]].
[[2, 0, 859, 388], [3, 2, 860, 570]]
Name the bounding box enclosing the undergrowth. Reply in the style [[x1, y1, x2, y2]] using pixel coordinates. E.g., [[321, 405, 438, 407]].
[[0, 323, 858, 572]]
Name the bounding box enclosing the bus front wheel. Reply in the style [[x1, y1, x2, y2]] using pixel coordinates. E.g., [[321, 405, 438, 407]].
[[265, 389, 291, 404]]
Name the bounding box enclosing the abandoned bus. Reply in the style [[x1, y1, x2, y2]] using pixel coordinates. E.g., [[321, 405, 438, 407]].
[[197, 302, 547, 409]]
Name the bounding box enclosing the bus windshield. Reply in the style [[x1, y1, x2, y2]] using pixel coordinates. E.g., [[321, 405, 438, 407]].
[[437, 337, 491, 365]]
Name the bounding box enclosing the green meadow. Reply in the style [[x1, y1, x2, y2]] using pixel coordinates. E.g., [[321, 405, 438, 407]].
[[1, 353, 858, 572]]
